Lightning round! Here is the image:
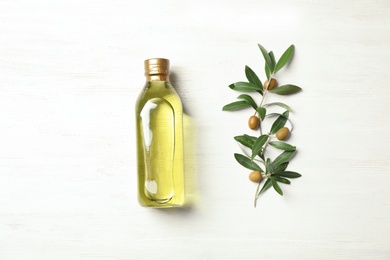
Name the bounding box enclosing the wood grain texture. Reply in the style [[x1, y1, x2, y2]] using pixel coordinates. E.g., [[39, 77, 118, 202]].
[[0, 0, 389, 259]]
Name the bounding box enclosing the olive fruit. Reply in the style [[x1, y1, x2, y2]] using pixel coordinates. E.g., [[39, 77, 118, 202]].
[[276, 127, 290, 140], [248, 115, 260, 130], [249, 171, 262, 183], [263, 78, 277, 90]]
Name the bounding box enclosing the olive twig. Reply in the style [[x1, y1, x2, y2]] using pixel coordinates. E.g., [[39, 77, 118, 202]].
[[223, 43, 302, 207]]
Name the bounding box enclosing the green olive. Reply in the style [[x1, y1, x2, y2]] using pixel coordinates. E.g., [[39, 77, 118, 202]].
[[276, 127, 290, 140], [248, 115, 260, 130], [263, 78, 277, 90], [249, 171, 262, 183]]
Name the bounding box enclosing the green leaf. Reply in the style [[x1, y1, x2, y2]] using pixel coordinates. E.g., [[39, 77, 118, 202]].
[[229, 82, 261, 92], [244, 134, 258, 143], [258, 151, 265, 161], [273, 150, 296, 166], [258, 44, 274, 73], [258, 178, 272, 195], [265, 158, 275, 174], [270, 111, 289, 134], [237, 94, 257, 109], [234, 153, 263, 172], [263, 102, 292, 112], [265, 112, 283, 118], [269, 84, 302, 95], [269, 51, 276, 71], [269, 141, 296, 151], [267, 111, 289, 118], [222, 101, 251, 111], [265, 64, 271, 80], [275, 171, 302, 178], [271, 178, 283, 195], [273, 175, 291, 184], [265, 158, 270, 173], [274, 162, 289, 173], [234, 134, 256, 149], [256, 107, 266, 121], [245, 65, 262, 88], [274, 44, 295, 73], [264, 52, 276, 79], [251, 135, 269, 160]]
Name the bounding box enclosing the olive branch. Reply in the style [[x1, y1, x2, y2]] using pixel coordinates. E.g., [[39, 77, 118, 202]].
[[223, 44, 302, 207]]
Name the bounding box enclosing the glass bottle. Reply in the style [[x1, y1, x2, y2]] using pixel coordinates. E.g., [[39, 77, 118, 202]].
[[135, 58, 185, 207]]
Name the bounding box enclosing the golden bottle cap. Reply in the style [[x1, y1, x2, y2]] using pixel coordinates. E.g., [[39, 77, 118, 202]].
[[144, 58, 170, 76]]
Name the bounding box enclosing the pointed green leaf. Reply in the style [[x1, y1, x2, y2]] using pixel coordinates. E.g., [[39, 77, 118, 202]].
[[271, 178, 283, 195], [222, 101, 251, 111], [245, 65, 262, 87], [264, 52, 276, 79], [273, 175, 291, 184], [265, 112, 283, 118], [229, 82, 261, 92], [258, 178, 272, 195], [269, 51, 276, 71], [258, 152, 265, 161], [265, 158, 275, 174], [234, 82, 260, 91], [237, 94, 257, 109], [258, 44, 274, 73], [265, 64, 271, 80], [270, 111, 289, 134], [274, 44, 295, 73], [274, 162, 289, 173], [269, 160, 275, 173], [269, 141, 296, 151], [256, 107, 266, 121], [234, 134, 256, 149], [265, 158, 270, 173], [269, 84, 302, 95], [275, 171, 302, 178], [273, 150, 296, 166], [263, 102, 292, 112], [234, 153, 263, 172], [251, 135, 269, 160], [244, 134, 257, 143]]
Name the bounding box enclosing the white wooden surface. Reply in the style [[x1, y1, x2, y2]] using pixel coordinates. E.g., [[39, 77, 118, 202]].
[[1, 0, 390, 259]]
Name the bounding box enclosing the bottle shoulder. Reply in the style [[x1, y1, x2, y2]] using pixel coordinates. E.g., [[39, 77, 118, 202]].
[[136, 81, 182, 111]]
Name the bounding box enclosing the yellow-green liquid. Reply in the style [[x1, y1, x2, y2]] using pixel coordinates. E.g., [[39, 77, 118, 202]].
[[135, 81, 185, 207]]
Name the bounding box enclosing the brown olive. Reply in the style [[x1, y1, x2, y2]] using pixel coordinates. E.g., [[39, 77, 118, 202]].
[[249, 171, 262, 183], [248, 115, 260, 130], [263, 78, 277, 90], [276, 127, 290, 140]]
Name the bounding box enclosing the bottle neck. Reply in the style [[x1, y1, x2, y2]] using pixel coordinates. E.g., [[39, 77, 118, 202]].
[[145, 74, 170, 82]]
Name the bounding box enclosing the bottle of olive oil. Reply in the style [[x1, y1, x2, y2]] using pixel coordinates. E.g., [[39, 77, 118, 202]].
[[135, 58, 185, 207]]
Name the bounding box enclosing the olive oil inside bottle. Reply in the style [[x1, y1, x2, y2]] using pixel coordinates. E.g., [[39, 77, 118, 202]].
[[141, 97, 175, 202]]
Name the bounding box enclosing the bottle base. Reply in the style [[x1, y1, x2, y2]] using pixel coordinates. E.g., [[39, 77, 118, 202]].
[[138, 197, 185, 208]]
